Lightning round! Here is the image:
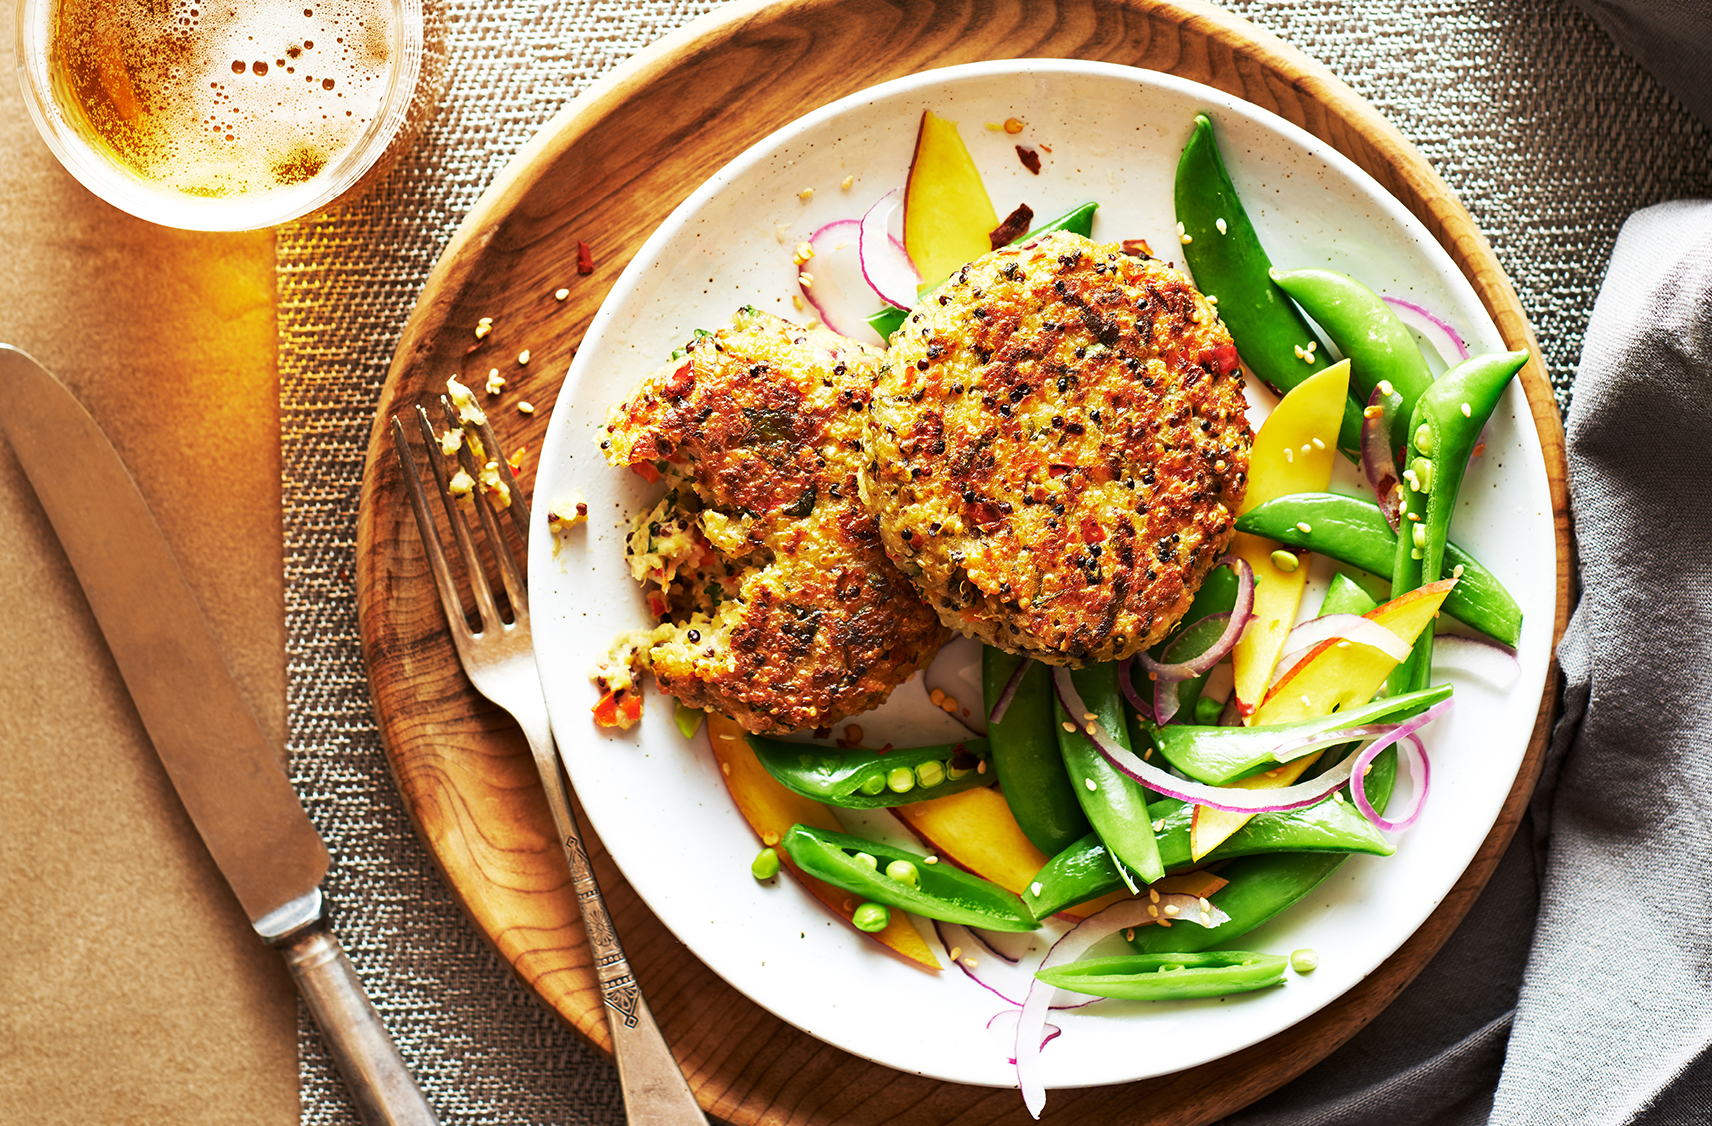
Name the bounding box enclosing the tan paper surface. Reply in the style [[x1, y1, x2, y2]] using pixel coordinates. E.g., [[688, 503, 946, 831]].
[[0, 8, 297, 1123]]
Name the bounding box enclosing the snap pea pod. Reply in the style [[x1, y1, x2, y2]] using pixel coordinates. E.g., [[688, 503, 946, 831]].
[[781, 824, 1038, 931], [983, 647, 1090, 855], [1320, 571, 1380, 617], [1148, 684, 1450, 786], [1126, 746, 1400, 955], [866, 200, 1101, 338], [1174, 113, 1363, 457], [1235, 491, 1521, 646], [1270, 267, 1435, 456], [1391, 349, 1529, 693], [747, 734, 990, 808], [1055, 664, 1163, 889], [1023, 750, 1396, 919], [1036, 950, 1288, 1000]]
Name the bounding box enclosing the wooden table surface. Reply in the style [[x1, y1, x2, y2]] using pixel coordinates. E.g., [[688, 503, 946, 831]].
[[0, 5, 297, 1119]]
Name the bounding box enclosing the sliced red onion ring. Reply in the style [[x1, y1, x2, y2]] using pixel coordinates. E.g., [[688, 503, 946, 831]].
[[1015, 896, 1230, 1117], [1361, 385, 1405, 530], [988, 1009, 1061, 1065], [1431, 634, 1521, 689], [937, 920, 1025, 1006], [1269, 614, 1412, 690], [1153, 612, 1234, 725], [859, 187, 919, 309], [1053, 664, 1455, 816], [1353, 731, 1431, 831], [1138, 555, 1255, 682], [988, 656, 1034, 725], [1117, 656, 1157, 723], [798, 219, 883, 343], [1383, 295, 1470, 365]]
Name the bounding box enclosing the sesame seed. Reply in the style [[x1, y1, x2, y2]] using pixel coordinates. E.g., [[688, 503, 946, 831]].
[[793, 241, 815, 264], [554, 287, 570, 301], [1083, 712, 1098, 722], [1301, 443, 1313, 454], [1149, 888, 1160, 903], [517, 349, 531, 365], [963, 957, 978, 968], [1180, 232, 1193, 244], [1199, 897, 1211, 910], [518, 401, 535, 415], [1085, 777, 1098, 791], [840, 175, 853, 190], [1148, 904, 1160, 918], [762, 831, 780, 846], [1300, 695, 1312, 707], [1152, 820, 1165, 832], [1334, 791, 1345, 803], [1163, 904, 1179, 915], [1283, 447, 1294, 462], [798, 272, 814, 288], [1306, 341, 1317, 353], [950, 946, 962, 960], [798, 187, 815, 200], [1453, 563, 1465, 578], [1294, 344, 1305, 360], [1216, 217, 1228, 234], [1312, 437, 1325, 449], [1125, 929, 1136, 941], [1296, 521, 1313, 533], [721, 762, 730, 775], [925, 855, 939, 864], [1030, 882, 1043, 897], [1062, 721, 1078, 733], [1364, 405, 1383, 419], [1461, 402, 1473, 417], [1377, 380, 1394, 395], [1004, 117, 1024, 133], [1176, 221, 1185, 235], [718, 734, 737, 740]]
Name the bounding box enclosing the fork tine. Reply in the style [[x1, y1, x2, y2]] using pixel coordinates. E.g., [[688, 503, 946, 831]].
[[389, 415, 475, 649], [438, 396, 527, 620], [475, 412, 530, 531], [414, 403, 504, 634]]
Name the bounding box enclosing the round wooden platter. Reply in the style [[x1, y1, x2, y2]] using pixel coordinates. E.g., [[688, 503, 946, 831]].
[[355, 1, 1572, 1122]]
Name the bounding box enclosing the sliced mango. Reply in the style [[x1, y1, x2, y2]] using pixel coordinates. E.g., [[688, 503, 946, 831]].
[[704, 713, 939, 970], [902, 111, 999, 285], [1230, 360, 1351, 714], [892, 785, 1127, 919], [1189, 579, 1454, 860]]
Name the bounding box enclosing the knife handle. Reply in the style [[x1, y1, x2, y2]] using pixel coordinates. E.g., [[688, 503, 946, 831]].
[[272, 917, 441, 1126]]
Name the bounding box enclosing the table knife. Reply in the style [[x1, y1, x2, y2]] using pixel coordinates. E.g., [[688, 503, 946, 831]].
[[0, 344, 439, 1126]]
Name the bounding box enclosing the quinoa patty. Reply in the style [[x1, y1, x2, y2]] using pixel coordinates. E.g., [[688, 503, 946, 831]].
[[862, 232, 1252, 665], [602, 307, 949, 733]]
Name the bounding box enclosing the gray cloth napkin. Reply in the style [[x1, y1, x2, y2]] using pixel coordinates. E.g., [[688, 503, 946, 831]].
[[1227, 200, 1712, 1125]]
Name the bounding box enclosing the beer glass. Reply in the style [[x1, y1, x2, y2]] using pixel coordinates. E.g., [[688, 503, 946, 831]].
[[13, 0, 443, 230]]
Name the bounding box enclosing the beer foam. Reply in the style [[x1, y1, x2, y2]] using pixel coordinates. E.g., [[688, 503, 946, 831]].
[[54, 0, 397, 200]]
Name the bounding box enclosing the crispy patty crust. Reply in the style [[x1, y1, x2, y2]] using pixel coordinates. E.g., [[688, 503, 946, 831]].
[[602, 308, 949, 733], [862, 232, 1252, 665]]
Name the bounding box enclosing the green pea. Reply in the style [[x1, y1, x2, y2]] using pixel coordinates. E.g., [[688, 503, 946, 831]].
[[946, 758, 972, 780], [1412, 523, 1428, 549], [851, 902, 891, 932], [857, 773, 887, 796], [886, 766, 916, 793], [1413, 423, 1434, 454], [1269, 549, 1299, 573], [750, 847, 781, 881], [1411, 457, 1434, 494], [852, 851, 879, 872], [916, 760, 947, 788], [1194, 695, 1223, 725], [1290, 948, 1320, 973], [885, 859, 920, 888]]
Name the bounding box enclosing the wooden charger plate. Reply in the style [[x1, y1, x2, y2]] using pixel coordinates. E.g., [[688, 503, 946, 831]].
[[355, 1, 1572, 1121]]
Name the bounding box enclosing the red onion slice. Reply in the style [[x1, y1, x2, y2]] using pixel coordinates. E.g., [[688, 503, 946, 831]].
[[1431, 634, 1522, 689], [1361, 385, 1405, 530], [936, 920, 1026, 1006], [1015, 896, 1230, 1117], [1137, 555, 1255, 682], [798, 219, 884, 343], [859, 187, 919, 309], [1053, 665, 1455, 816], [1153, 612, 1233, 725], [1117, 657, 1157, 722], [988, 1009, 1061, 1065], [1269, 614, 1411, 690], [1352, 731, 1431, 831], [1383, 295, 1470, 365], [988, 656, 1034, 725]]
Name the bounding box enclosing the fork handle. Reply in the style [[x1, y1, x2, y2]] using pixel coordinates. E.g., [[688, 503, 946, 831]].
[[551, 802, 709, 1125], [272, 915, 440, 1126]]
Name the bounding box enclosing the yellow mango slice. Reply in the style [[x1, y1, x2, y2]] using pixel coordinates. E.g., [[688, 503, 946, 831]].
[[902, 111, 999, 285], [1189, 579, 1454, 859], [704, 713, 939, 971], [1230, 360, 1351, 714], [893, 786, 1127, 919]]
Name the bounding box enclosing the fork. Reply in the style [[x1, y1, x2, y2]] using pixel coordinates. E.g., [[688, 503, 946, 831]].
[[390, 401, 708, 1126]]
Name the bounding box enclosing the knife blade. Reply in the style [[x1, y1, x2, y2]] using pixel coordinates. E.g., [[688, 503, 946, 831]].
[[0, 344, 438, 1126]]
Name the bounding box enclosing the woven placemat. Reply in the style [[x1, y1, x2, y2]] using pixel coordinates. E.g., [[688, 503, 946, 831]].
[[279, 1, 1711, 1123]]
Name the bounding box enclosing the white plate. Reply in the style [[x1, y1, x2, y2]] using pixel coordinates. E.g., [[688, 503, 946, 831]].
[[529, 59, 1553, 1091]]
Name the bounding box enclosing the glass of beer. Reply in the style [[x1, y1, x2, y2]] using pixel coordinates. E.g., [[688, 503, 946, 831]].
[[13, 0, 443, 230]]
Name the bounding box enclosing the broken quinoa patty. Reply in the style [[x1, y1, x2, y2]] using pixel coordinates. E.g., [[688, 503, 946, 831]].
[[601, 307, 949, 734], [861, 232, 1252, 665]]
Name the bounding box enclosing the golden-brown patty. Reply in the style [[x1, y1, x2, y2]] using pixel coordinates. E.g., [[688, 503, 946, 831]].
[[602, 307, 949, 733], [862, 232, 1252, 665]]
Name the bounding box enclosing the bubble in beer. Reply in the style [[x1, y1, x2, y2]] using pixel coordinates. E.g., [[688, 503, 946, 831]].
[[253, 61, 269, 76], [232, 60, 246, 74]]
